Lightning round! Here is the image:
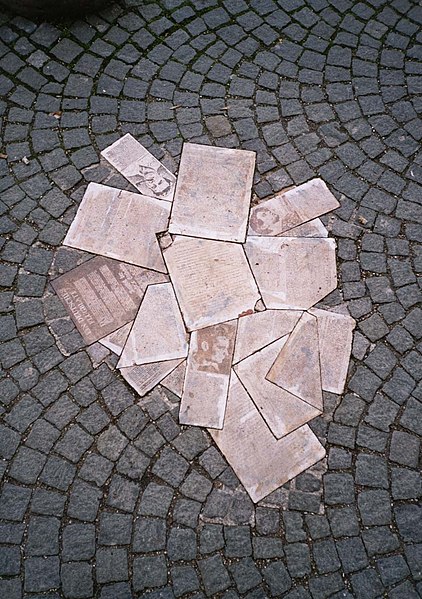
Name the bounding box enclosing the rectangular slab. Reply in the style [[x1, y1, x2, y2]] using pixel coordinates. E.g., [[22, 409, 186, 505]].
[[248, 178, 339, 236], [121, 358, 184, 397], [161, 361, 186, 398], [169, 143, 255, 242], [118, 282, 188, 368], [179, 321, 237, 429], [235, 337, 321, 438], [101, 133, 176, 202], [64, 183, 170, 273], [52, 256, 167, 345], [210, 373, 326, 503], [164, 236, 260, 331]]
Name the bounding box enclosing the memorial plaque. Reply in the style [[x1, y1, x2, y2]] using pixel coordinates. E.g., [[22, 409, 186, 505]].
[[161, 361, 186, 398], [99, 322, 132, 355], [210, 373, 325, 503], [235, 336, 321, 439], [164, 236, 260, 331], [179, 320, 237, 429], [52, 256, 167, 345], [267, 312, 323, 410], [169, 143, 255, 242], [309, 308, 356, 394], [244, 237, 337, 310], [64, 183, 170, 273], [233, 309, 302, 364], [121, 358, 184, 397], [118, 282, 189, 368], [248, 178, 339, 236], [101, 133, 176, 202], [279, 218, 328, 238]]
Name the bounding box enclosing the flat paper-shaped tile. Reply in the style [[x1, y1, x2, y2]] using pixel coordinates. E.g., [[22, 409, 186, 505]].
[[179, 321, 237, 429], [52, 256, 167, 345], [267, 312, 323, 410], [101, 133, 176, 202], [309, 308, 356, 394], [118, 282, 188, 368], [121, 358, 184, 397], [245, 237, 337, 310], [248, 178, 339, 236], [233, 309, 302, 364], [64, 183, 170, 273], [164, 236, 260, 331], [99, 322, 132, 355], [279, 218, 328, 238], [210, 373, 325, 503], [169, 143, 255, 242], [161, 361, 186, 398], [235, 337, 321, 438]]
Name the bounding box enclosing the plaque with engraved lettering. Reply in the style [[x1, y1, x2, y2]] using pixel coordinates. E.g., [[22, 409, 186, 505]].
[[52, 256, 167, 345]]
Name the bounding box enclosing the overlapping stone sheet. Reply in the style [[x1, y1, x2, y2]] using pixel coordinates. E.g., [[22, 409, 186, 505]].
[[120, 359, 184, 397], [244, 237, 337, 310], [52, 256, 167, 344], [210, 373, 326, 503], [101, 133, 176, 202], [235, 336, 322, 438], [64, 182, 170, 273], [164, 236, 260, 331], [248, 178, 339, 236], [118, 282, 188, 368], [179, 321, 237, 429], [169, 143, 255, 242], [161, 361, 186, 398], [279, 218, 328, 238], [100, 322, 132, 355]]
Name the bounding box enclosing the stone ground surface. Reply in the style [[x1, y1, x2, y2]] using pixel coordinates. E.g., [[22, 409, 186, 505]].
[[0, 0, 421, 597]]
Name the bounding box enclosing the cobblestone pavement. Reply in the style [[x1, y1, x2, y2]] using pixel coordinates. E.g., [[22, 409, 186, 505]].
[[0, 0, 421, 597]]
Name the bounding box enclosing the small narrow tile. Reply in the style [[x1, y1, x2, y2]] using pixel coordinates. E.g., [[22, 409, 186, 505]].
[[169, 143, 255, 242], [161, 361, 186, 398], [235, 336, 321, 439], [179, 321, 237, 429], [52, 256, 166, 345], [64, 183, 170, 273], [118, 282, 188, 368], [245, 237, 337, 310], [164, 236, 260, 331], [121, 359, 184, 397], [101, 133, 176, 202], [279, 218, 328, 238], [248, 178, 339, 236], [309, 308, 356, 394], [99, 322, 132, 355], [267, 312, 323, 411], [210, 373, 325, 503]]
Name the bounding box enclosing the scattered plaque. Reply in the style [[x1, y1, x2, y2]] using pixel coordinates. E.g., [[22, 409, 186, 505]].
[[169, 143, 255, 242], [121, 359, 184, 397], [63, 183, 170, 273], [233, 309, 302, 364], [118, 282, 189, 368], [164, 236, 260, 331], [101, 133, 176, 202], [279, 218, 328, 238], [248, 178, 339, 236], [309, 308, 356, 394], [52, 256, 167, 345], [179, 320, 237, 429], [161, 361, 186, 398], [244, 237, 337, 310], [210, 373, 325, 503], [99, 322, 132, 355], [267, 312, 323, 410], [235, 336, 321, 439]]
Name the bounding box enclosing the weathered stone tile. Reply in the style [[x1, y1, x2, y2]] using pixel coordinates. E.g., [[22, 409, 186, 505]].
[[64, 183, 170, 273], [52, 256, 166, 345], [164, 236, 260, 331], [118, 283, 188, 368], [180, 321, 237, 429], [235, 336, 321, 439], [245, 237, 337, 310], [210, 373, 325, 503], [279, 218, 328, 238], [267, 312, 323, 410], [121, 359, 184, 397], [309, 308, 356, 394], [101, 133, 176, 202], [99, 322, 132, 355], [161, 361, 186, 398], [248, 178, 339, 236], [169, 143, 255, 242], [233, 309, 302, 364]]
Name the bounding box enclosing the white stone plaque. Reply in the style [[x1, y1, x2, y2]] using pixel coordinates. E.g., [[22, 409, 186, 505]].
[[121, 358, 184, 397]]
